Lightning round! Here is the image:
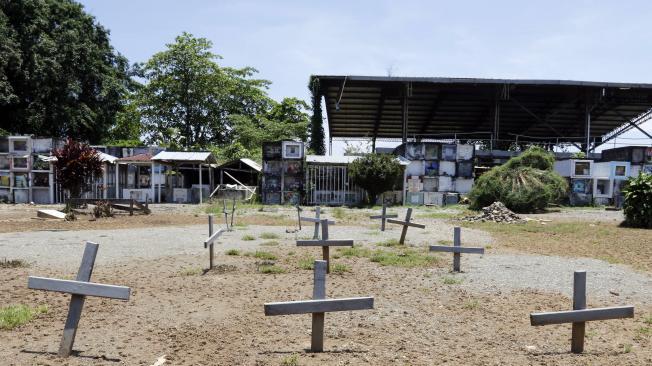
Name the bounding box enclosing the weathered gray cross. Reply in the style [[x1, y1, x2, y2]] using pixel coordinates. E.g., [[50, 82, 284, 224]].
[[386, 208, 425, 244], [222, 198, 236, 231], [27, 242, 131, 357], [429, 227, 484, 272], [530, 270, 634, 353], [299, 206, 335, 239], [369, 203, 398, 231], [264, 260, 374, 352], [295, 204, 302, 230], [297, 220, 352, 273], [204, 214, 225, 270]]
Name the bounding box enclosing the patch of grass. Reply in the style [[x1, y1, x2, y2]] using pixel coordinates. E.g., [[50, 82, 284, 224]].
[[437, 240, 453, 245], [253, 251, 277, 260], [417, 212, 457, 219], [369, 249, 438, 268], [281, 353, 299, 366], [241, 234, 256, 241], [259, 265, 286, 274], [260, 232, 280, 240], [331, 263, 351, 273], [226, 249, 240, 256], [261, 240, 280, 246], [332, 207, 346, 220], [376, 239, 401, 247], [636, 327, 651, 336], [623, 343, 633, 353], [337, 246, 373, 258], [0, 258, 29, 268], [179, 266, 203, 276], [644, 315, 652, 325], [463, 220, 652, 272], [442, 276, 463, 285], [463, 299, 479, 310], [298, 256, 315, 270], [0, 304, 48, 330], [287, 251, 295, 256]]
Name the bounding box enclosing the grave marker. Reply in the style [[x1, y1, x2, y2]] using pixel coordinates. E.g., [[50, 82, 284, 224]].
[[299, 206, 335, 239], [297, 220, 352, 273], [530, 270, 634, 353], [386, 208, 425, 244], [264, 260, 374, 352], [369, 203, 398, 231], [27, 242, 131, 357], [222, 198, 236, 231], [429, 227, 484, 272], [204, 214, 225, 270]]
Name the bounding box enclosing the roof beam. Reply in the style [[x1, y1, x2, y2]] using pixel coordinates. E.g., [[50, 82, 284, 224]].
[[510, 97, 582, 149]]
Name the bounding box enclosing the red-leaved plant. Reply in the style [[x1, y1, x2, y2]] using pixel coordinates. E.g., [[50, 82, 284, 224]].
[[53, 138, 102, 199]]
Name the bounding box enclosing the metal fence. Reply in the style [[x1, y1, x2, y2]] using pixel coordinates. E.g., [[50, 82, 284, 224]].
[[305, 165, 365, 205]]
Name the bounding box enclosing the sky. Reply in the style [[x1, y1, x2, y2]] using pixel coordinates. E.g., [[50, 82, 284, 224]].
[[78, 0, 652, 153]]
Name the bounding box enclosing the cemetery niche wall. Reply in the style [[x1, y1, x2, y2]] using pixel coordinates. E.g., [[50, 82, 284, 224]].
[[262, 140, 304, 205], [394, 142, 475, 206]]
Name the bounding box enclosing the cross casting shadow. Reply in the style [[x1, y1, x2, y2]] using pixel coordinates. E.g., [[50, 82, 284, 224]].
[[21, 349, 121, 362]]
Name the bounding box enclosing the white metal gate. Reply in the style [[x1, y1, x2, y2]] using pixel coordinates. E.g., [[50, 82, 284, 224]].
[[305, 165, 365, 205]]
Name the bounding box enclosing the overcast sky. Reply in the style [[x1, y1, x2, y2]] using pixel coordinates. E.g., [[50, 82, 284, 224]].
[[79, 0, 652, 152]]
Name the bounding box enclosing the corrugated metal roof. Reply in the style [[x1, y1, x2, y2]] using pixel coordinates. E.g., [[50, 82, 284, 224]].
[[116, 153, 152, 162], [239, 158, 262, 172], [151, 151, 216, 163], [98, 152, 118, 164], [306, 154, 409, 166]]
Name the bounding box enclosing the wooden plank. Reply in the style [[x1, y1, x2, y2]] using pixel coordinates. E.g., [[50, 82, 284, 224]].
[[301, 217, 335, 224], [429, 245, 485, 254], [572, 270, 587, 353], [297, 239, 354, 247], [264, 297, 374, 316], [59, 242, 98, 356], [453, 227, 461, 272], [204, 228, 225, 248], [28, 277, 131, 301], [370, 214, 398, 219], [530, 306, 634, 326], [386, 219, 426, 229], [208, 215, 214, 269]]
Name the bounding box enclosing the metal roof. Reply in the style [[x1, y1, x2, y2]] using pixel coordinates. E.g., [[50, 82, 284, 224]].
[[217, 158, 262, 172], [151, 151, 217, 164], [116, 153, 153, 162], [306, 154, 410, 166], [98, 152, 118, 164], [314, 75, 652, 146]]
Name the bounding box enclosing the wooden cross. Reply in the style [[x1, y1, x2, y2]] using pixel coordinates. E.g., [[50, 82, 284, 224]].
[[27, 242, 131, 357], [386, 208, 425, 244], [299, 206, 335, 239], [295, 204, 302, 230], [429, 227, 484, 272], [530, 270, 634, 353], [297, 220, 352, 273], [264, 260, 374, 352], [204, 214, 225, 270], [369, 203, 398, 231], [222, 198, 236, 231]]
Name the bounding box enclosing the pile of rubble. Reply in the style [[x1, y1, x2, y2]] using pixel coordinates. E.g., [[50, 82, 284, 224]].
[[462, 202, 524, 223]]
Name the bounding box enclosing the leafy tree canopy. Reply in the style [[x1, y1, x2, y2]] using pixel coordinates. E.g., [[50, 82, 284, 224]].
[[349, 153, 403, 205], [0, 0, 135, 143], [138, 32, 273, 148]]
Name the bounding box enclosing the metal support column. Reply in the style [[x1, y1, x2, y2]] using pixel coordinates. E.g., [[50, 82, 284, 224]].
[[585, 102, 591, 155], [402, 83, 409, 143]]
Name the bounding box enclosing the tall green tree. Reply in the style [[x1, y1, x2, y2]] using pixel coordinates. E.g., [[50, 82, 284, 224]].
[[138, 32, 271, 148], [349, 154, 403, 205], [308, 76, 325, 154], [0, 0, 134, 142]]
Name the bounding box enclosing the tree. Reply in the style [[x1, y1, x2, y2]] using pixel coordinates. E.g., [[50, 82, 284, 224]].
[[468, 146, 568, 213], [53, 138, 102, 199], [0, 0, 134, 142], [103, 96, 142, 146], [349, 154, 402, 205], [219, 97, 310, 161], [137, 32, 271, 148], [308, 76, 325, 155]]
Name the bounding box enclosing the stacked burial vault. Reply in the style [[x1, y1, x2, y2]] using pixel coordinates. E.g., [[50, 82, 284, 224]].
[[394, 142, 475, 206]]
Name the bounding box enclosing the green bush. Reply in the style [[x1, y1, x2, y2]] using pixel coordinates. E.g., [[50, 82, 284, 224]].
[[468, 147, 568, 213], [349, 153, 402, 204], [622, 173, 652, 228]]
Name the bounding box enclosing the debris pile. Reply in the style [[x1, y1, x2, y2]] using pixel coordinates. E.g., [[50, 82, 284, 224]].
[[462, 201, 524, 223]]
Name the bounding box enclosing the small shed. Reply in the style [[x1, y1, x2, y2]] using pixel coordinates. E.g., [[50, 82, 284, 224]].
[[151, 151, 218, 203], [213, 158, 261, 200]]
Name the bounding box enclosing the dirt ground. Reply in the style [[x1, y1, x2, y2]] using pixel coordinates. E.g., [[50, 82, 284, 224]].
[[1, 203, 650, 365]]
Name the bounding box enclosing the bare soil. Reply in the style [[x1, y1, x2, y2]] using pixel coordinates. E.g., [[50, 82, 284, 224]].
[[0, 204, 650, 365]]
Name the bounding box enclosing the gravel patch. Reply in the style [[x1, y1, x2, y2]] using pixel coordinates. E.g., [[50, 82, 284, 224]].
[[1, 220, 649, 305]]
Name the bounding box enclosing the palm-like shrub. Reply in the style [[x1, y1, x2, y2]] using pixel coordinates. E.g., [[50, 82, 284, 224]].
[[622, 173, 652, 228], [468, 147, 568, 213]]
